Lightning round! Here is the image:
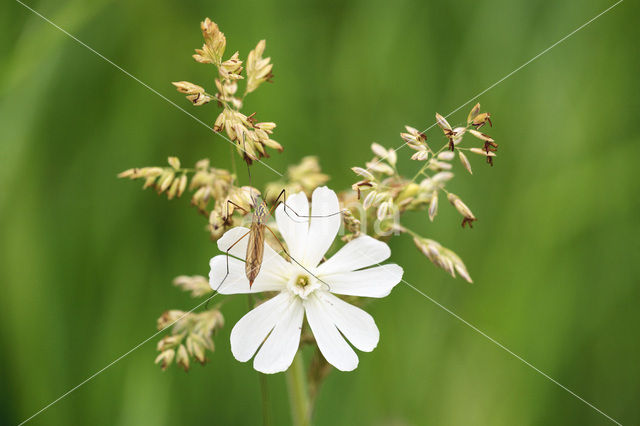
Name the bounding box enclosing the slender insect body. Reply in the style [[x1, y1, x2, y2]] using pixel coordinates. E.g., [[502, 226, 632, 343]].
[[245, 221, 265, 287]]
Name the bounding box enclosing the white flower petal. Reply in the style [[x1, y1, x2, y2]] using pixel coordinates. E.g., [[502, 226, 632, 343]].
[[323, 264, 403, 298], [217, 227, 251, 259], [230, 293, 291, 362], [317, 235, 391, 275], [304, 293, 358, 371], [275, 192, 309, 260], [253, 295, 304, 374], [209, 254, 286, 294], [319, 292, 379, 352], [217, 226, 290, 276], [304, 187, 342, 267]]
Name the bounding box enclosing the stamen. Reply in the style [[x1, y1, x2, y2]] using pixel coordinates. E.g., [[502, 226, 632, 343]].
[[296, 275, 310, 287]]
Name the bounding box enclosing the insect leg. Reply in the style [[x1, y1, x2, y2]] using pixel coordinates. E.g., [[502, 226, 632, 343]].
[[224, 199, 249, 221], [264, 224, 332, 292], [270, 188, 346, 222], [212, 229, 251, 295]]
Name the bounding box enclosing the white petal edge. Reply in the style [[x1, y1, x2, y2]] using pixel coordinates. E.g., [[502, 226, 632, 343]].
[[230, 293, 291, 362], [304, 187, 342, 267], [317, 235, 391, 275], [217, 227, 251, 259], [253, 295, 304, 374], [209, 255, 286, 294], [318, 292, 379, 352], [275, 192, 309, 260], [304, 293, 358, 372], [322, 264, 403, 298]]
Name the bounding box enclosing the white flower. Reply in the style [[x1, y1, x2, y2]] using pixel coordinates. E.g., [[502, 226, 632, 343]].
[[209, 187, 403, 374]]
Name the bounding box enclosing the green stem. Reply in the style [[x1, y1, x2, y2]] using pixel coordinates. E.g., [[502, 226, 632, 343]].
[[259, 373, 271, 426], [286, 353, 311, 426]]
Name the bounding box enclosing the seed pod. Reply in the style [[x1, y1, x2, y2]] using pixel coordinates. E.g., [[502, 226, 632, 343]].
[[429, 160, 452, 171], [363, 191, 378, 209], [470, 147, 496, 157], [142, 167, 164, 177], [176, 344, 190, 371], [377, 200, 390, 221], [177, 174, 188, 197], [255, 122, 276, 132], [371, 143, 387, 158], [468, 129, 494, 142], [428, 191, 438, 222], [213, 112, 225, 132], [351, 167, 374, 180], [459, 151, 472, 174], [452, 127, 466, 145], [143, 176, 157, 189], [411, 150, 429, 161], [155, 349, 175, 371], [367, 161, 394, 175], [167, 177, 180, 199], [157, 309, 186, 329], [437, 151, 455, 161], [187, 92, 211, 106], [447, 193, 476, 227], [431, 171, 454, 183], [262, 138, 284, 152], [172, 81, 205, 95], [157, 334, 182, 351], [168, 156, 181, 170], [435, 113, 452, 131], [117, 168, 137, 178], [467, 103, 481, 124], [186, 334, 207, 364], [387, 149, 397, 167], [472, 112, 492, 128], [158, 171, 175, 193]]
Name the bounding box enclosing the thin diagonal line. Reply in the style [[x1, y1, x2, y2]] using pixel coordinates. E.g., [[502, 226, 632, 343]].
[[17, 293, 218, 426], [365, 0, 623, 172], [14, 0, 284, 178], [18, 248, 278, 425], [323, 241, 621, 424], [401, 279, 622, 425]]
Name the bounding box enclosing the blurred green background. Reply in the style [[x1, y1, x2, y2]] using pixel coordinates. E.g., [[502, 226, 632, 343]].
[[1, 0, 638, 424]]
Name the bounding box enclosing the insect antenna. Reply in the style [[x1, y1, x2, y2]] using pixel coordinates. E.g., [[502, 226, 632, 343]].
[[270, 188, 347, 223]]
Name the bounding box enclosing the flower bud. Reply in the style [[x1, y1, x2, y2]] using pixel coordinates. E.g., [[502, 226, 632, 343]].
[[363, 191, 378, 210], [167, 177, 180, 199], [447, 193, 476, 227], [437, 151, 455, 161], [467, 103, 481, 124], [435, 113, 452, 131], [172, 81, 205, 95], [176, 344, 190, 371], [459, 151, 472, 174], [351, 167, 374, 181], [168, 156, 181, 170], [428, 191, 438, 222], [177, 175, 188, 197], [158, 171, 175, 192]]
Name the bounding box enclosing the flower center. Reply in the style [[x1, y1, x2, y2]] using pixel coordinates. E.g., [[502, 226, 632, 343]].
[[295, 274, 310, 287], [287, 268, 322, 299]]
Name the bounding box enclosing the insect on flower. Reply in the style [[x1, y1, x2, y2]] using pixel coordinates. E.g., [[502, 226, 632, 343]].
[[209, 187, 404, 374], [215, 187, 346, 291]]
